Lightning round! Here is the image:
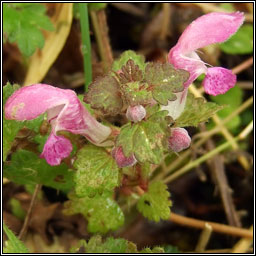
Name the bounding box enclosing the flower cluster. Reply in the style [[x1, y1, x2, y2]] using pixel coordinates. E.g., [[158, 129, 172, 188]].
[[4, 12, 244, 167]]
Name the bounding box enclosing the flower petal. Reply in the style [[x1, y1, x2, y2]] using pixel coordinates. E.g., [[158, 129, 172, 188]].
[[161, 89, 188, 120], [173, 12, 244, 55], [4, 84, 68, 120], [203, 67, 236, 96], [5, 83, 111, 145], [168, 128, 191, 152], [41, 132, 73, 166]]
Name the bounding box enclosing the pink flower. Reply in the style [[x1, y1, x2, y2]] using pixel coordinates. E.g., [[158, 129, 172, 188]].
[[126, 105, 146, 123], [168, 128, 191, 152], [112, 146, 137, 168], [5, 84, 111, 166], [162, 12, 244, 120]]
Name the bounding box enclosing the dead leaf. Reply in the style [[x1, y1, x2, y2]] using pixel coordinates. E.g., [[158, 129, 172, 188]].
[[23, 3, 73, 86]]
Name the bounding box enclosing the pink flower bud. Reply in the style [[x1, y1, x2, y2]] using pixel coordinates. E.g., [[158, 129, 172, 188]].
[[126, 105, 146, 123], [112, 146, 137, 168], [168, 128, 191, 152]]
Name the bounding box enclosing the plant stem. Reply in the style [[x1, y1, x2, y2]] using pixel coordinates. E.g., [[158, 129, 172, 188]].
[[195, 223, 213, 252], [79, 3, 92, 92], [170, 212, 253, 239], [18, 184, 42, 240]]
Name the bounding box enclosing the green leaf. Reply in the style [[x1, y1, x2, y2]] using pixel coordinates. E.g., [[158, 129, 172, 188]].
[[3, 223, 29, 253], [175, 93, 224, 127], [140, 247, 165, 253], [163, 244, 180, 253], [88, 3, 107, 11], [3, 3, 54, 57], [121, 81, 152, 106], [144, 63, 189, 105], [220, 25, 253, 55], [209, 86, 243, 131], [137, 181, 172, 222], [72, 235, 165, 253], [74, 145, 120, 197], [4, 150, 74, 192], [24, 114, 45, 133], [3, 83, 23, 161], [219, 3, 235, 11], [112, 50, 146, 72], [117, 107, 170, 164], [84, 74, 123, 115], [78, 94, 94, 114], [9, 198, 26, 221], [86, 236, 127, 253], [63, 192, 124, 233]]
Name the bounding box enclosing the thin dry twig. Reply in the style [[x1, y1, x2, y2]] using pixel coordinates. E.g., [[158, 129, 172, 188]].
[[195, 223, 213, 252], [189, 84, 250, 171], [232, 57, 253, 75], [90, 9, 113, 73], [205, 130, 241, 227], [232, 226, 253, 253], [159, 3, 171, 41], [170, 212, 253, 239], [18, 184, 42, 240], [110, 3, 145, 17]]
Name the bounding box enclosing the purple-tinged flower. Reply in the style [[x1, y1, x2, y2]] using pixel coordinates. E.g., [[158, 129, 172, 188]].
[[168, 128, 191, 152], [126, 105, 146, 123], [162, 12, 244, 120], [112, 146, 137, 168], [5, 84, 111, 166]]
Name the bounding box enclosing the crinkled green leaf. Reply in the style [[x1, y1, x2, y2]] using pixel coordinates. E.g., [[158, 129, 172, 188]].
[[3, 223, 29, 253], [71, 235, 164, 253], [84, 74, 123, 115], [3, 3, 54, 57], [145, 63, 189, 105], [140, 247, 165, 253], [86, 236, 127, 253], [209, 86, 243, 131], [74, 145, 120, 197], [70, 239, 87, 253], [175, 93, 224, 127], [117, 107, 170, 164], [121, 81, 152, 106], [112, 50, 146, 72], [137, 181, 172, 222], [24, 114, 45, 133], [3, 150, 74, 192], [117, 59, 143, 83], [3, 83, 23, 161], [220, 24, 253, 55], [63, 192, 124, 233]]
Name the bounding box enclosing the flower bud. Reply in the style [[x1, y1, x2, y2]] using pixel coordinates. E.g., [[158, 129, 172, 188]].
[[168, 128, 191, 152], [126, 105, 146, 123], [112, 146, 137, 168]]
